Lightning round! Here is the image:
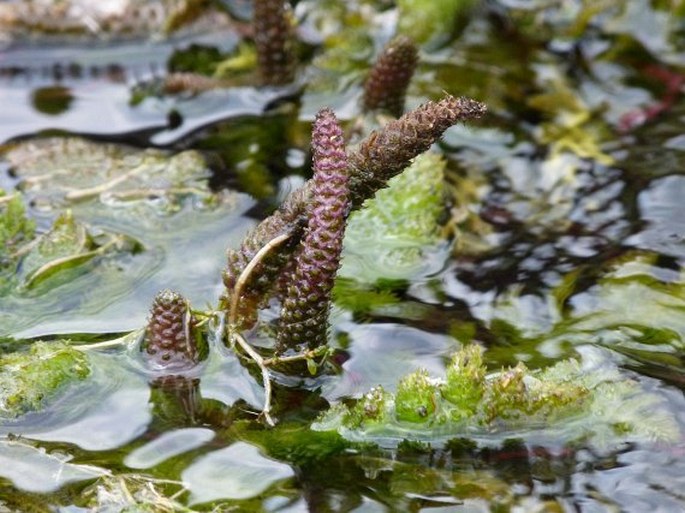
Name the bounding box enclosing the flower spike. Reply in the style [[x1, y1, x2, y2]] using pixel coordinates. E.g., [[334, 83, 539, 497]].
[[142, 290, 200, 372], [253, 0, 297, 86], [348, 94, 486, 208], [222, 94, 486, 328], [277, 108, 350, 350], [363, 36, 419, 118]]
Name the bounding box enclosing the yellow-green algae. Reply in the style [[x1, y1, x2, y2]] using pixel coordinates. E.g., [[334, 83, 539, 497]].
[[0, 342, 91, 418], [314, 344, 680, 446], [339, 151, 449, 283]]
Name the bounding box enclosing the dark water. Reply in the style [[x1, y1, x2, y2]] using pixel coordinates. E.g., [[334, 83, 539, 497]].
[[1, 1, 685, 511]]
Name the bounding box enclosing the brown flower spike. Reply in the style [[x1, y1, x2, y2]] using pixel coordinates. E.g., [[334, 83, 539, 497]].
[[253, 0, 297, 86], [363, 36, 419, 117], [348, 94, 486, 208], [277, 108, 350, 350], [143, 290, 200, 372]]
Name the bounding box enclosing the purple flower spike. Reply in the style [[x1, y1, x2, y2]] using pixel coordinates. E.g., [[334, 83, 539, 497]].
[[222, 94, 486, 329], [278, 108, 350, 350]]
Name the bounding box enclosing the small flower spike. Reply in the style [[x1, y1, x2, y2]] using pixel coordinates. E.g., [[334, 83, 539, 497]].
[[253, 0, 297, 86], [363, 36, 419, 118], [143, 290, 200, 372], [277, 108, 350, 350]]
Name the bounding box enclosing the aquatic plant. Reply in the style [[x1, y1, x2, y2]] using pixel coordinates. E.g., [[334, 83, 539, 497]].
[[0, 341, 91, 418], [348, 95, 486, 209], [253, 0, 297, 85], [142, 289, 202, 372], [396, 0, 478, 47], [314, 344, 680, 446], [0, 193, 35, 288], [339, 151, 448, 282], [277, 108, 350, 351], [362, 35, 418, 117], [222, 94, 486, 330]]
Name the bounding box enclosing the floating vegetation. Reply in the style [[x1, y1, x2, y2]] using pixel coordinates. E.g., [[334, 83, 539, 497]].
[[314, 345, 681, 447], [0, 342, 91, 418], [340, 151, 449, 283]]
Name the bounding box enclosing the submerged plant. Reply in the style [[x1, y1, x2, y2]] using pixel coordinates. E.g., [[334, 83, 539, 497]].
[[362, 35, 419, 117], [0, 341, 91, 418], [0, 193, 35, 290], [0, 193, 35, 267], [277, 108, 350, 351]]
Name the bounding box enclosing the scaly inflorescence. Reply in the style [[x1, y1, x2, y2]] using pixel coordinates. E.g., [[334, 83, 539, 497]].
[[253, 0, 297, 86], [277, 108, 350, 350], [143, 289, 200, 372], [363, 36, 418, 118], [222, 95, 486, 330], [349, 95, 487, 209]]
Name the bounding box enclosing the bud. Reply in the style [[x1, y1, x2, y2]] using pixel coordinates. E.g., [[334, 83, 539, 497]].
[[143, 290, 200, 372], [363, 36, 418, 118]]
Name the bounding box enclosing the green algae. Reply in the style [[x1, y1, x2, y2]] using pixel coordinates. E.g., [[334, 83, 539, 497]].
[[0, 193, 35, 292], [339, 152, 449, 283], [0, 342, 91, 418], [314, 344, 680, 446]]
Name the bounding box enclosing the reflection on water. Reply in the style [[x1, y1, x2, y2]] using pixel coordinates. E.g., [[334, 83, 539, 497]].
[[0, 0, 684, 511]]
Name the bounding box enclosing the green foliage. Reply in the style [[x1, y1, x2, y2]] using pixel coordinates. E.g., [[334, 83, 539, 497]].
[[397, 0, 477, 47], [441, 344, 484, 419], [340, 152, 448, 282], [0, 341, 91, 418], [17, 211, 88, 288], [244, 423, 348, 467], [302, 0, 376, 95], [0, 193, 35, 288], [168, 44, 224, 75], [332, 277, 400, 315], [314, 344, 680, 446], [395, 370, 438, 423]]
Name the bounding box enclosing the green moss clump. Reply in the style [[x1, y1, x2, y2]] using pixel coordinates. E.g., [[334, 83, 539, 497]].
[[395, 370, 438, 423], [481, 363, 530, 423], [314, 344, 680, 446], [340, 152, 449, 283], [345, 386, 394, 428], [0, 193, 35, 269], [442, 344, 485, 420], [0, 341, 91, 417]]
